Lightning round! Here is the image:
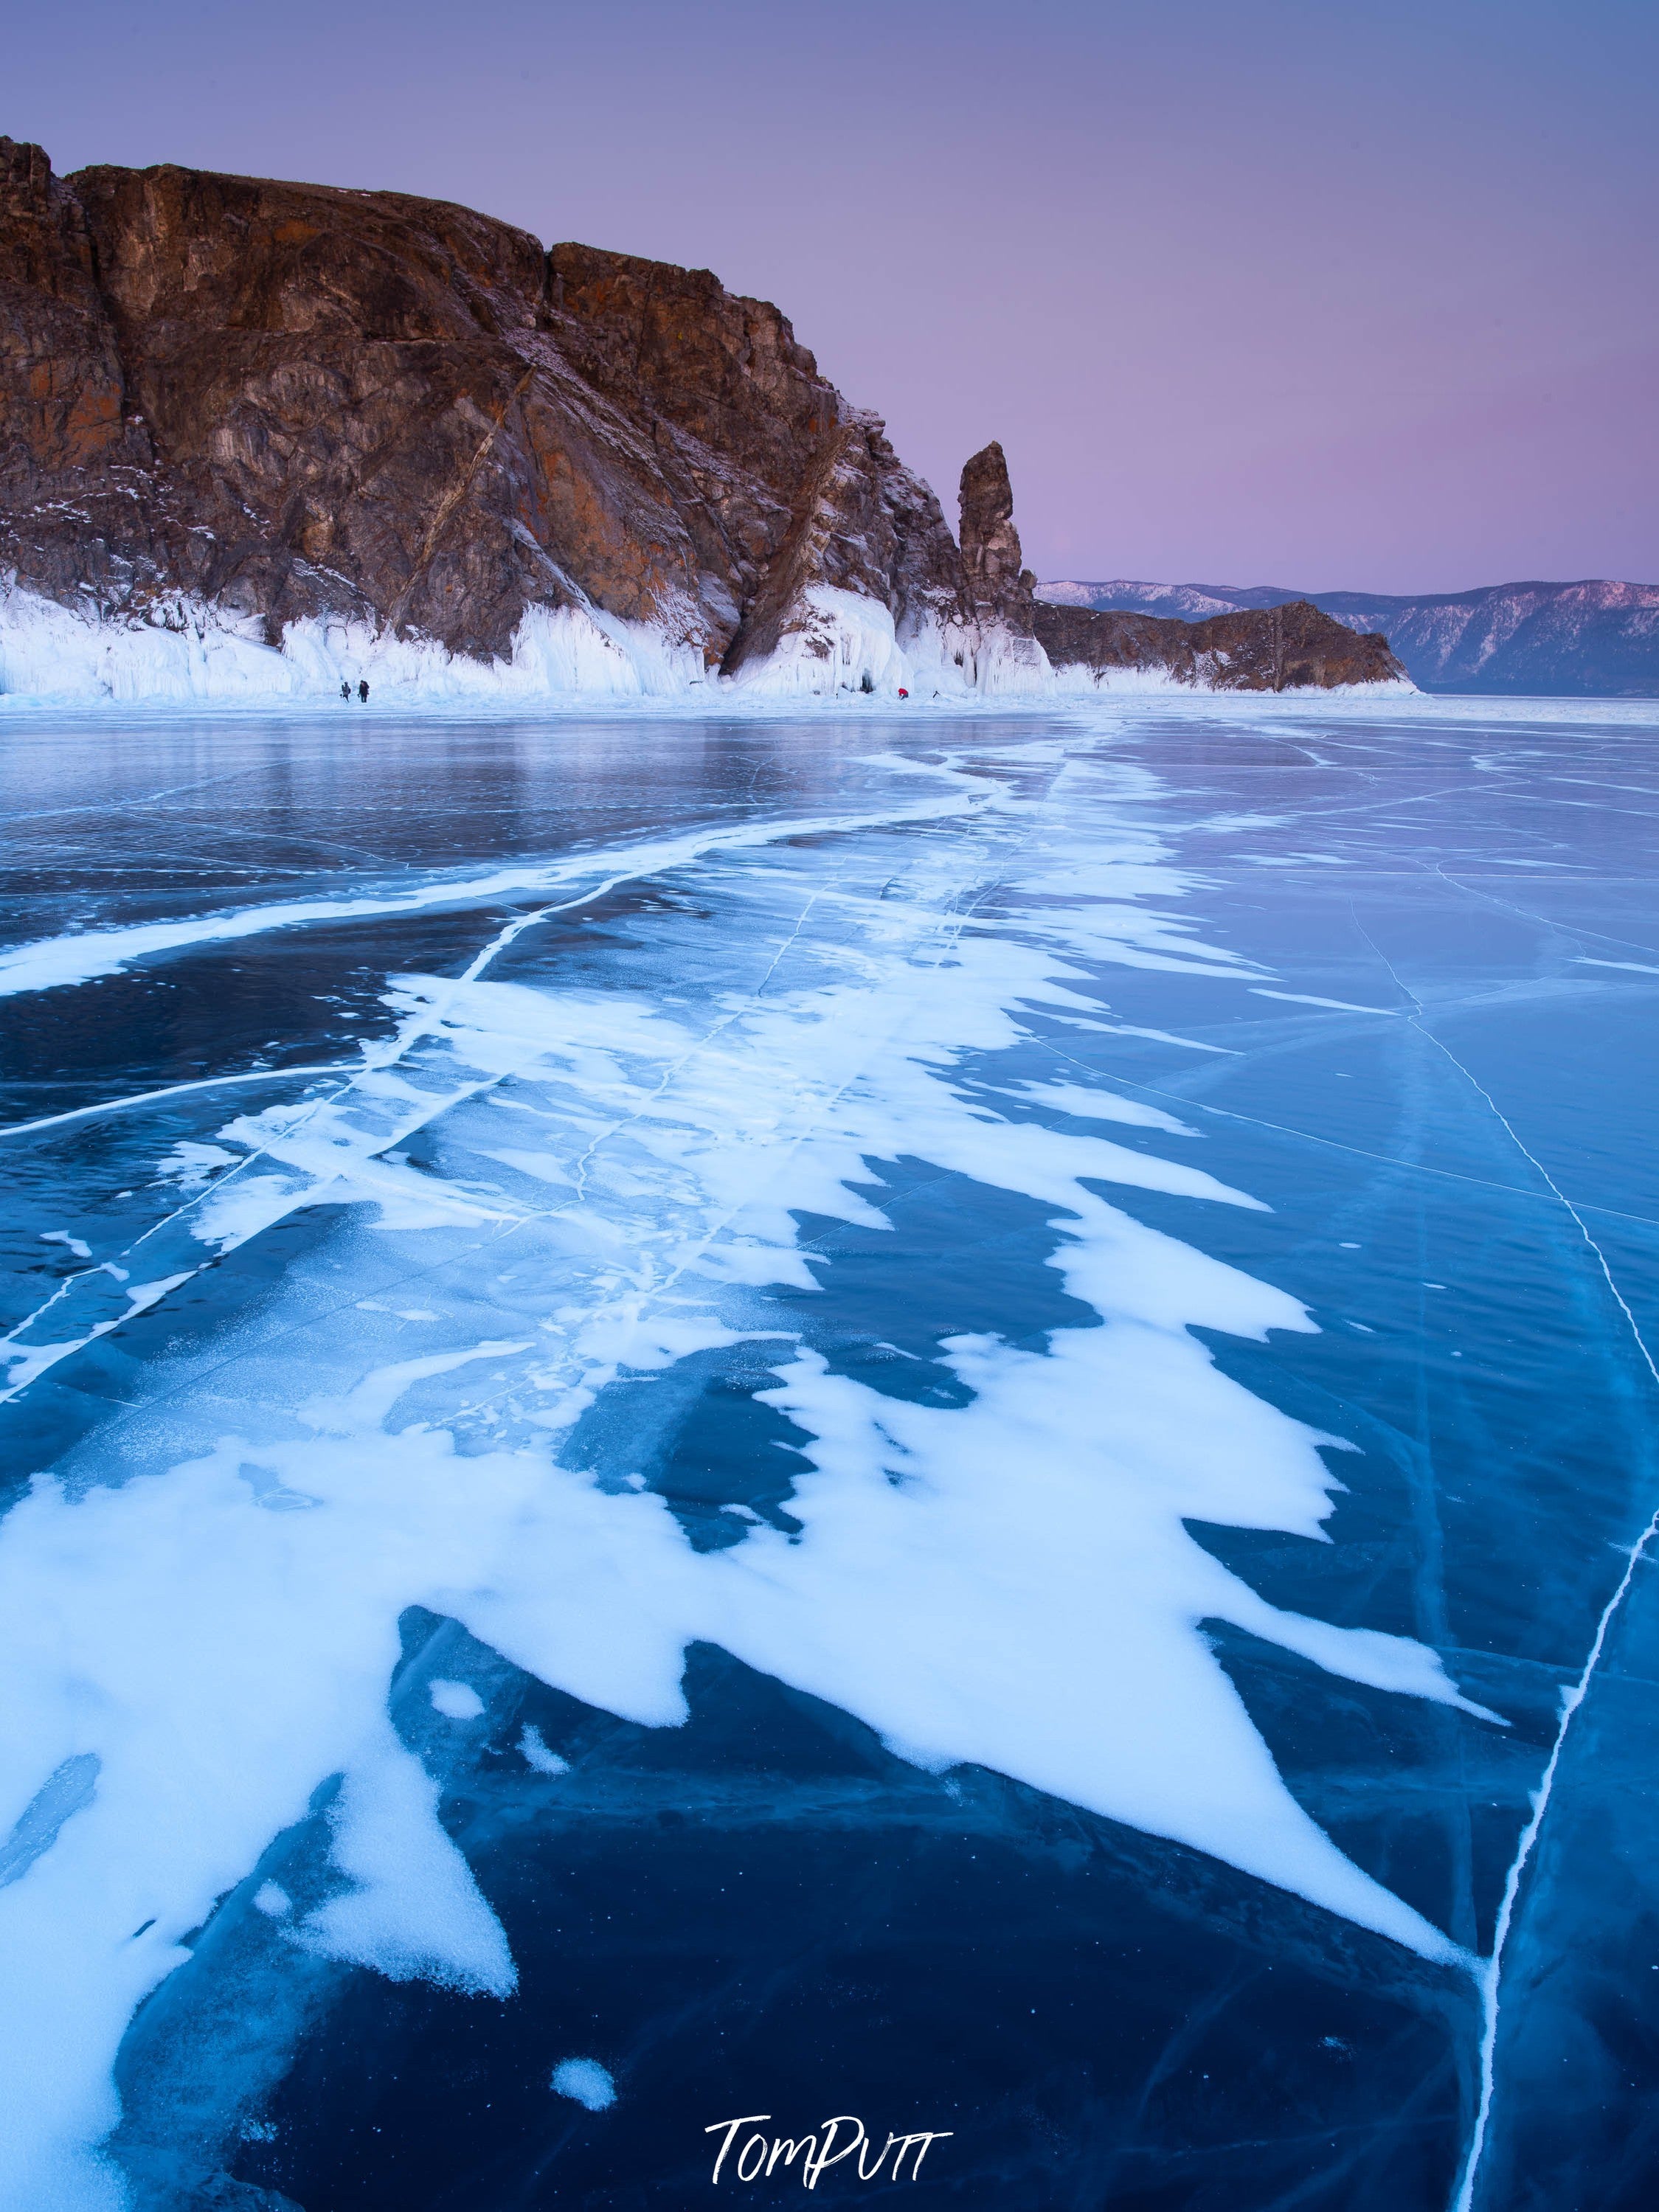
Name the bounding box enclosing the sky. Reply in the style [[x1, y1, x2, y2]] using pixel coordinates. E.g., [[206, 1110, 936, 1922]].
[[8, 0, 1656, 591]]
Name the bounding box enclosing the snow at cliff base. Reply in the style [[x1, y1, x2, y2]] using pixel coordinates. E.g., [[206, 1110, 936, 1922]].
[[0, 581, 1412, 707]]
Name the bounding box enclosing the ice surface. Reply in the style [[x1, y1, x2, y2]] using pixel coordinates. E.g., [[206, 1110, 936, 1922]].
[[551, 2058, 617, 2111], [40, 1232, 93, 1260], [0, 791, 995, 1000], [426, 1682, 485, 1722], [0, 1755, 101, 1890], [0, 694, 1652, 2206], [1250, 989, 1404, 1015], [517, 1725, 569, 1776], [298, 1730, 516, 1997], [1001, 1079, 1196, 1131]]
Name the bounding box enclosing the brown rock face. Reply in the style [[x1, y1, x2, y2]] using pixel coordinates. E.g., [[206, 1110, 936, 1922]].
[[0, 139, 157, 612], [0, 142, 1000, 670], [958, 440, 1035, 636], [1033, 599, 1405, 691], [0, 142, 1404, 694]]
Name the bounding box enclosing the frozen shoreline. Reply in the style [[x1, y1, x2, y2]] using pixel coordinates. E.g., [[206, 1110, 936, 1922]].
[[0, 580, 1419, 715], [7, 686, 1657, 732]]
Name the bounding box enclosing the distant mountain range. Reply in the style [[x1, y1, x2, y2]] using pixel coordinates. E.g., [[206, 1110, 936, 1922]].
[[1036, 578, 1659, 696]]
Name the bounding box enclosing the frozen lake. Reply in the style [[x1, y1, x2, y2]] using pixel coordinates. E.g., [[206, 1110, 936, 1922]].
[[2, 696, 1656, 2210]]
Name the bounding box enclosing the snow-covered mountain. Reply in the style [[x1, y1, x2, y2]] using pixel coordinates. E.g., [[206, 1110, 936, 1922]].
[[1039, 578, 1659, 696]]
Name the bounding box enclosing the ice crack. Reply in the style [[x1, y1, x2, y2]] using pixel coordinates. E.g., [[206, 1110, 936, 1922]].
[[1350, 917, 1659, 2212]]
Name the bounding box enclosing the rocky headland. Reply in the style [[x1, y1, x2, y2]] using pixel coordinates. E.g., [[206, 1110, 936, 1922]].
[[1042, 577, 1657, 696], [0, 139, 1405, 704], [1033, 598, 1402, 694]]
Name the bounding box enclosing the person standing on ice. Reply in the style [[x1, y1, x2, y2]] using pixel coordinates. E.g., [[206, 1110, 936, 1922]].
[[358, 679, 370, 702], [340, 681, 350, 699]]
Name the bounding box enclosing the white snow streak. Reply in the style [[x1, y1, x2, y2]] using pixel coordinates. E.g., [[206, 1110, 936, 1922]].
[[0, 790, 996, 1000], [0, 742, 1516, 2208]]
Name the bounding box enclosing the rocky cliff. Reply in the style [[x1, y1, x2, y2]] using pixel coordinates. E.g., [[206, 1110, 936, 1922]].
[[0, 140, 1403, 704], [1041, 577, 1658, 696], [1033, 598, 1405, 693], [0, 140, 1050, 700]]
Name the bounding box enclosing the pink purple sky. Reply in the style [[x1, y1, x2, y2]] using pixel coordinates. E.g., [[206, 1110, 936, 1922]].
[[11, 0, 1656, 591]]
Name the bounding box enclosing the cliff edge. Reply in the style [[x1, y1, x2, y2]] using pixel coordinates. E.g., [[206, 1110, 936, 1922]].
[[0, 141, 1407, 704]]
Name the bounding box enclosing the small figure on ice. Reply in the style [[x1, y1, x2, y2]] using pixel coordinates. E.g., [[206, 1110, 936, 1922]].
[[340, 681, 350, 700]]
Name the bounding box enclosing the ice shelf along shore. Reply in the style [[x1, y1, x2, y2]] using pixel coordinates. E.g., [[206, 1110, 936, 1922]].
[[0, 694, 1654, 2212], [0, 581, 1415, 708]]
